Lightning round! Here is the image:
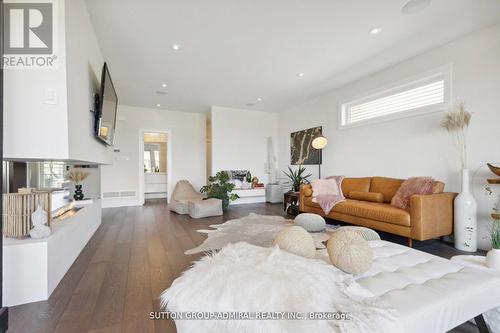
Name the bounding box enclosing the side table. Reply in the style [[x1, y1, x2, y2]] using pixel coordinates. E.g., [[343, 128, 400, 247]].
[[283, 191, 300, 216]]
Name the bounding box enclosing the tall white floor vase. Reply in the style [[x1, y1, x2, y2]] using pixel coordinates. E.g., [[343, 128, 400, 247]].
[[454, 169, 478, 252]]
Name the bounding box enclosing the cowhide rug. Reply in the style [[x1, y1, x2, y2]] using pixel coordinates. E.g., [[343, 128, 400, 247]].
[[185, 213, 338, 255]]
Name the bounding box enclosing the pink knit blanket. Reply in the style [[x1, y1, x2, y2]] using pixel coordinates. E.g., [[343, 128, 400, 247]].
[[313, 194, 345, 215]]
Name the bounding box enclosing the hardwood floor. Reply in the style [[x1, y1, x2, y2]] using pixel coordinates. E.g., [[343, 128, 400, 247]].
[[7, 202, 481, 333]]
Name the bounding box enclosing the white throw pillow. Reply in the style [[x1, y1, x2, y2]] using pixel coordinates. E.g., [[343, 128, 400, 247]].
[[311, 178, 340, 197]]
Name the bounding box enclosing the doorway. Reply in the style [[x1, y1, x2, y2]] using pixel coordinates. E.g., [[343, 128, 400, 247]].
[[140, 131, 170, 204]]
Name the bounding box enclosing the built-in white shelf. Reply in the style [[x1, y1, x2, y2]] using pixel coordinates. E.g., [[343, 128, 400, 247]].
[[2, 199, 102, 306], [232, 188, 266, 205]]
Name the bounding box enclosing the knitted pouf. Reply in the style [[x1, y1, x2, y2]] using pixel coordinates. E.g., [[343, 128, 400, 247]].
[[294, 213, 326, 232], [273, 226, 316, 258], [336, 226, 381, 241], [327, 230, 373, 274]]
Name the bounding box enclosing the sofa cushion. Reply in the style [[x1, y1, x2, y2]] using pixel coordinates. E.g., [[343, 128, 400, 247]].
[[341, 178, 371, 198], [349, 191, 384, 203], [369, 177, 405, 203], [334, 200, 410, 227], [302, 197, 410, 227]]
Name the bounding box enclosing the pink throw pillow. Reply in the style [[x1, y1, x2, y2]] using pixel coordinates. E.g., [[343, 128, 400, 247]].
[[391, 177, 435, 211], [326, 175, 345, 199], [311, 179, 340, 198]]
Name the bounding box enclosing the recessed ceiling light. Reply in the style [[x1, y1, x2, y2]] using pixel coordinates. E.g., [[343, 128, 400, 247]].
[[246, 103, 255, 107], [369, 27, 382, 35], [156, 104, 161, 107], [171, 44, 181, 51], [257, 97, 263, 102], [297, 72, 305, 78], [155, 91, 168, 95], [161, 83, 167, 88]]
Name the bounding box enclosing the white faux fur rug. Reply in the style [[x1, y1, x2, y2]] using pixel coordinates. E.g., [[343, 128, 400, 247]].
[[163, 242, 400, 333], [185, 213, 338, 255]]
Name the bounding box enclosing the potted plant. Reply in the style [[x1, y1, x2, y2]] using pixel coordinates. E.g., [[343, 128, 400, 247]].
[[283, 166, 312, 192], [65, 169, 90, 201], [486, 220, 500, 270], [200, 171, 240, 209]]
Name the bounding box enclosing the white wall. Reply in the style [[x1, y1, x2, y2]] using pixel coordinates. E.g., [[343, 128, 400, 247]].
[[4, 0, 68, 160], [211, 106, 278, 184], [65, 0, 112, 164], [101, 105, 206, 207], [278, 24, 500, 250], [3, 0, 111, 164]]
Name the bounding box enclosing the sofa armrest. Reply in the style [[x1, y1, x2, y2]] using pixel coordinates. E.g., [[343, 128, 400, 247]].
[[299, 184, 313, 212], [410, 192, 456, 240]]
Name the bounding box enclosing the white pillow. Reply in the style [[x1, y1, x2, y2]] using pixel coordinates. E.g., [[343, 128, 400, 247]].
[[311, 178, 340, 197]]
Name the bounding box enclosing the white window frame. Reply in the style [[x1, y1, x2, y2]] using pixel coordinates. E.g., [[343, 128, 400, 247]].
[[338, 65, 453, 130]]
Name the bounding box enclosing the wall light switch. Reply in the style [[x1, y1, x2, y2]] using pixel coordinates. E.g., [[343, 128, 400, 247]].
[[45, 89, 58, 105]]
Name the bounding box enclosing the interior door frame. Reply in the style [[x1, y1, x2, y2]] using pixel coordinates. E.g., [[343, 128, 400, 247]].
[[0, 0, 10, 331], [138, 129, 172, 205]]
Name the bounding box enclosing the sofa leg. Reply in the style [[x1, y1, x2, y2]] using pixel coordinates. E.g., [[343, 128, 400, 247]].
[[407, 238, 413, 248]]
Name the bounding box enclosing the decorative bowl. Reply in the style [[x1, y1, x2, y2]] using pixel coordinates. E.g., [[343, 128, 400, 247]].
[[487, 163, 500, 177]]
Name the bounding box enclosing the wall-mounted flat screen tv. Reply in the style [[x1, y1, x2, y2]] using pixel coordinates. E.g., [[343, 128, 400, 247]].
[[95, 62, 118, 145]]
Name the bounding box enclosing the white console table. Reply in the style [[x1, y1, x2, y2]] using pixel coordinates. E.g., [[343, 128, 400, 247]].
[[2, 200, 102, 306], [232, 188, 266, 204]]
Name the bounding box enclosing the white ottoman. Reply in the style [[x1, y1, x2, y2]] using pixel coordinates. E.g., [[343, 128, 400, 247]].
[[188, 199, 223, 219], [294, 213, 326, 232]]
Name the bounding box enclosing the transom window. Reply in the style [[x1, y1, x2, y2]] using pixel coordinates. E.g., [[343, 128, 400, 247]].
[[340, 66, 451, 128]]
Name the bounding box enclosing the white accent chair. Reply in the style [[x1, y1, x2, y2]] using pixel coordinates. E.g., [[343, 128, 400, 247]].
[[169, 180, 204, 214]]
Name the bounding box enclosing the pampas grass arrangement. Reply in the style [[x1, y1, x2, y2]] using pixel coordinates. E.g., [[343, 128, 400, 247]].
[[440, 103, 471, 169], [65, 169, 90, 184]]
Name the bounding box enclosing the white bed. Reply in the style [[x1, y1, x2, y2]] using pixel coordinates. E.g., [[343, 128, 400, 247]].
[[354, 241, 500, 333], [162, 240, 500, 333]]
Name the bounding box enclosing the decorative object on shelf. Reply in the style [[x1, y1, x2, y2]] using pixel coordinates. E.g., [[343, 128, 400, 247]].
[[441, 103, 476, 252], [2, 192, 52, 239], [294, 213, 326, 232], [290, 126, 322, 165], [29, 204, 51, 239], [65, 169, 90, 201], [486, 220, 500, 270], [283, 166, 311, 192], [487, 163, 500, 177], [273, 226, 316, 258], [311, 135, 328, 179], [245, 171, 252, 184], [327, 229, 373, 274], [251, 176, 259, 188], [200, 171, 240, 209]]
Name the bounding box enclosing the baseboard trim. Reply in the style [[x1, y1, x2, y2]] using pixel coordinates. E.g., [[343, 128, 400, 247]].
[[0, 307, 8, 333]]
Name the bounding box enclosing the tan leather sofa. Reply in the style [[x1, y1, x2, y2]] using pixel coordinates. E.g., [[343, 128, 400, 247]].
[[300, 177, 456, 247]]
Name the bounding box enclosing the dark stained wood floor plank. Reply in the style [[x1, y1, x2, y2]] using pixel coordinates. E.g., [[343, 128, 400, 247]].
[[7, 202, 478, 333]]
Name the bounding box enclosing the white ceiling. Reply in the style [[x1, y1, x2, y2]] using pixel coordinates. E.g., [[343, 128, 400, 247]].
[[85, 0, 500, 113]]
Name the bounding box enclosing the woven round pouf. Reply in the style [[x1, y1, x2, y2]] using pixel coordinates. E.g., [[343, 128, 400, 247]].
[[294, 213, 326, 232], [273, 226, 316, 258], [327, 229, 373, 274], [336, 226, 380, 241]]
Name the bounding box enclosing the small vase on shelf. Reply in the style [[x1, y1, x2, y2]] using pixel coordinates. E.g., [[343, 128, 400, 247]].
[[74, 184, 84, 201], [454, 169, 478, 252]]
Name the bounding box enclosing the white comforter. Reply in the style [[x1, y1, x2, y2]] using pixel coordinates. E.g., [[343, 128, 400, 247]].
[[161, 242, 400, 333]]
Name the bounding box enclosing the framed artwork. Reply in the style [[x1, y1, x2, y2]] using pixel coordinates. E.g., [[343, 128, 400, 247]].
[[290, 126, 322, 165]]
